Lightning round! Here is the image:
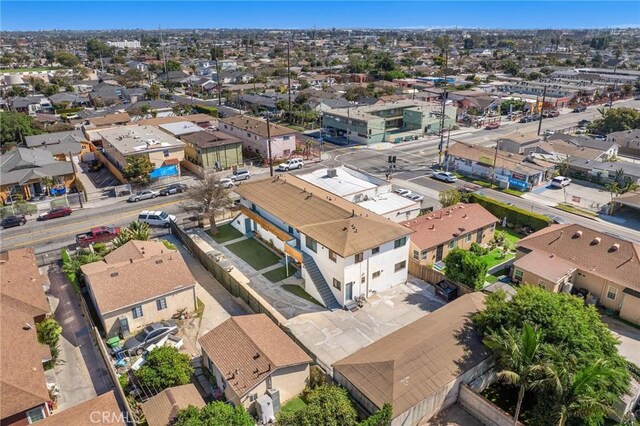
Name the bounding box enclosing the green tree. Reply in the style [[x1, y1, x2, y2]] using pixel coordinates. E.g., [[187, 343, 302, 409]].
[[113, 220, 151, 248], [439, 188, 461, 207], [54, 51, 80, 68], [360, 403, 393, 426], [166, 60, 182, 72], [180, 175, 233, 234], [277, 385, 358, 426], [86, 38, 114, 60], [135, 346, 194, 390], [37, 317, 62, 369], [146, 83, 161, 100], [444, 248, 488, 290], [587, 107, 640, 135], [122, 155, 154, 185], [483, 323, 552, 425], [174, 402, 254, 426], [382, 70, 405, 81], [501, 60, 520, 77], [6, 85, 28, 97], [0, 111, 42, 150]]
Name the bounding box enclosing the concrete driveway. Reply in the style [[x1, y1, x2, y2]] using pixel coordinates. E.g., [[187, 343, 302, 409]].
[[523, 179, 611, 212], [285, 278, 445, 372], [602, 316, 640, 367]]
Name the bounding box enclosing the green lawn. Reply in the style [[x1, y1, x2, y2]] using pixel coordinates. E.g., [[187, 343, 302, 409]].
[[226, 238, 281, 270], [486, 267, 511, 284], [281, 396, 307, 414], [496, 226, 523, 245], [206, 223, 243, 243], [282, 284, 323, 306], [263, 266, 294, 283], [555, 203, 597, 218], [478, 248, 515, 269]]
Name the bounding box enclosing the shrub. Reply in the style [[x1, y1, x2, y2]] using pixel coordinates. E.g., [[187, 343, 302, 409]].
[[470, 242, 489, 256], [135, 346, 194, 391], [92, 242, 109, 256], [195, 105, 219, 117], [467, 193, 551, 231], [444, 248, 489, 290], [161, 240, 177, 250]]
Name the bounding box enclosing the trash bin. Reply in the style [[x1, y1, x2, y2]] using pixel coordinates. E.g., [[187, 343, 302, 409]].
[[106, 336, 121, 348]]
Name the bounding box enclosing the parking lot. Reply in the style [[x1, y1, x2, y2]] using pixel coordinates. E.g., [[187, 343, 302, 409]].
[[523, 179, 612, 212]]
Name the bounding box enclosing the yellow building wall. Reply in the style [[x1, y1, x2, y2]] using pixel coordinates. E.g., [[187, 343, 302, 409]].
[[620, 294, 640, 325], [412, 224, 496, 265], [148, 147, 185, 169]]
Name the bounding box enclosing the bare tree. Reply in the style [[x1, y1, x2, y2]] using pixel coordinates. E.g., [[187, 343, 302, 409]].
[[180, 176, 233, 234]]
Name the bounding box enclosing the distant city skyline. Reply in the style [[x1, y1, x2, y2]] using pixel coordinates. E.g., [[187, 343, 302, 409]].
[[1, 1, 639, 31]]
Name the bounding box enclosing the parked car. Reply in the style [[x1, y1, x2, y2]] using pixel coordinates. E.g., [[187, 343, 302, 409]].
[[604, 101, 614, 107], [216, 178, 235, 189], [127, 189, 159, 202], [276, 158, 304, 171], [544, 129, 556, 136], [76, 226, 121, 247], [434, 280, 458, 302], [395, 188, 411, 196], [592, 134, 607, 141], [485, 122, 500, 130], [545, 214, 568, 224], [0, 215, 26, 230], [577, 119, 591, 127], [159, 184, 187, 196], [405, 194, 424, 202], [123, 321, 178, 355], [230, 169, 251, 181], [88, 160, 104, 172], [457, 183, 480, 193], [138, 210, 176, 228], [519, 116, 532, 123], [635, 94, 640, 101], [432, 171, 458, 183], [550, 176, 571, 188], [38, 206, 72, 221], [530, 114, 541, 121], [544, 110, 560, 118], [572, 105, 587, 113]]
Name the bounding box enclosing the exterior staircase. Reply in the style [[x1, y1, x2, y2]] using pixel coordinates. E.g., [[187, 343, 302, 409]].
[[302, 253, 341, 310]]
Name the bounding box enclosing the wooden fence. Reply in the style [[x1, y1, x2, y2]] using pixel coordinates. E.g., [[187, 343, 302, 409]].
[[408, 259, 476, 296]]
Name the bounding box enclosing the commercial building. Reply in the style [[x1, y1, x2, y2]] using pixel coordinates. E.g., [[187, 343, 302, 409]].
[[322, 100, 457, 144], [219, 115, 298, 160], [106, 40, 141, 49], [512, 224, 640, 325], [232, 174, 412, 309], [81, 240, 197, 337]]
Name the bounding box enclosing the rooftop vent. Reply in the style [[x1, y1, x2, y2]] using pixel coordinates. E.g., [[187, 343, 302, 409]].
[[326, 168, 337, 178], [462, 214, 467, 219], [573, 230, 583, 238], [110, 272, 119, 278], [591, 237, 601, 245], [155, 259, 164, 264], [429, 224, 435, 230], [610, 243, 620, 252]]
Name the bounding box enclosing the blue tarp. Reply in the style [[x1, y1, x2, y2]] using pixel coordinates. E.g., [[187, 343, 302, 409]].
[[50, 187, 67, 195], [149, 165, 179, 179]]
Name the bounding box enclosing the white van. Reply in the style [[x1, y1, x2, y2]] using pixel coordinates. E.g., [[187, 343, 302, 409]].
[[276, 158, 304, 171], [550, 176, 571, 188], [138, 210, 176, 227]]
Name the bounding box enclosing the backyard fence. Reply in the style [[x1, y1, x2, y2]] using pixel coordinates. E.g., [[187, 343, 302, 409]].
[[408, 260, 476, 297]]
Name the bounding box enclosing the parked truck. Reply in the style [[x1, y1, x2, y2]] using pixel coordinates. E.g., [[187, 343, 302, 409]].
[[75, 226, 121, 247]]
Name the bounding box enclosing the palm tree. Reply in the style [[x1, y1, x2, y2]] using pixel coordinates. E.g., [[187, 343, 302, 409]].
[[113, 220, 150, 248], [483, 323, 552, 425]]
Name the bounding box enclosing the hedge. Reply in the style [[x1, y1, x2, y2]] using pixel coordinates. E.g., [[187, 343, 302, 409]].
[[60, 248, 80, 293], [195, 105, 219, 117], [467, 193, 551, 231]]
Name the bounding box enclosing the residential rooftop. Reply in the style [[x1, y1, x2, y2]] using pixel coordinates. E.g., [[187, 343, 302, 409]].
[[97, 125, 184, 156], [220, 115, 298, 138], [181, 130, 242, 149], [158, 121, 204, 137]]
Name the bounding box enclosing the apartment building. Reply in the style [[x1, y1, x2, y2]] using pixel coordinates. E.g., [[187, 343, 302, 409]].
[[219, 115, 298, 159]]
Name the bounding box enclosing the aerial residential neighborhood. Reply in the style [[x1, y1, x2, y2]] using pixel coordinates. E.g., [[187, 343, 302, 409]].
[[1, 1, 640, 425]]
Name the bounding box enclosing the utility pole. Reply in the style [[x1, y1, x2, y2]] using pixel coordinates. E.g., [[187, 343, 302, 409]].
[[444, 125, 452, 172], [537, 85, 547, 136], [69, 151, 83, 208], [490, 142, 499, 188], [287, 39, 292, 113], [437, 50, 449, 166], [266, 114, 274, 177], [159, 26, 168, 84], [214, 47, 222, 106]]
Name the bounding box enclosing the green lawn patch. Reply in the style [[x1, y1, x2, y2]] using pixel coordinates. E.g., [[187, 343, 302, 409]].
[[486, 274, 500, 284], [486, 267, 511, 285], [281, 396, 307, 414], [263, 266, 294, 283], [478, 248, 515, 269], [206, 223, 243, 243], [282, 284, 323, 306], [226, 238, 281, 270], [502, 188, 525, 197], [555, 203, 597, 218], [496, 226, 523, 245]]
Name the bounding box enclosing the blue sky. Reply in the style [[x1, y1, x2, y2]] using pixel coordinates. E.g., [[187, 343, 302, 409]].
[[2, 1, 639, 31]]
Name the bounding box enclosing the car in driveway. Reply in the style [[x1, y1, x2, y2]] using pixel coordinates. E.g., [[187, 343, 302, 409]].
[[137, 210, 176, 227], [550, 176, 571, 188], [276, 158, 304, 171], [38, 206, 72, 221], [216, 178, 235, 189], [159, 183, 188, 196], [395, 188, 411, 196], [230, 169, 251, 181], [127, 189, 159, 202], [432, 171, 458, 183], [123, 321, 178, 355], [405, 194, 424, 202], [0, 215, 26, 230]]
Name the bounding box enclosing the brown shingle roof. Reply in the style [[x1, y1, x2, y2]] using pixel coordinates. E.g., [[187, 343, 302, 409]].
[[234, 175, 412, 257], [333, 293, 489, 417], [81, 241, 196, 314], [221, 115, 297, 138], [198, 314, 311, 398], [0, 248, 50, 318], [181, 130, 242, 149], [400, 204, 498, 251], [88, 113, 131, 127], [448, 142, 554, 175], [517, 224, 640, 290], [513, 251, 577, 283], [141, 384, 205, 426], [39, 391, 124, 426]]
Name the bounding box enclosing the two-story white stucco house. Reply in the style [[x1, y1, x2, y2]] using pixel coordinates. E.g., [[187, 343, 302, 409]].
[[218, 115, 298, 160], [231, 174, 413, 309]]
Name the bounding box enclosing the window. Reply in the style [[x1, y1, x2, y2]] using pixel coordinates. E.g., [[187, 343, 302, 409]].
[[394, 261, 406, 272], [394, 237, 407, 248], [26, 406, 45, 423], [538, 279, 546, 288], [372, 271, 381, 279], [132, 305, 143, 319], [361, 275, 366, 284], [163, 149, 170, 157], [333, 278, 341, 290], [412, 250, 420, 260], [305, 236, 317, 253], [606, 286, 618, 300], [247, 132, 251, 137], [514, 269, 524, 280], [156, 298, 167, 311], [328, 250, 337, 262], [355, 252, 363, 263], [465, 233, 472, 242], [449, 239, 456, 249], [283, 135, 290, 141], [371, 246, 380, 255]]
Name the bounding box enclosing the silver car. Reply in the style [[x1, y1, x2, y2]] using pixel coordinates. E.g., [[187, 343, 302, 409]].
[[432, 172, 458, 183], [123, 321, 178, 355], [127, 189, 159, 202]]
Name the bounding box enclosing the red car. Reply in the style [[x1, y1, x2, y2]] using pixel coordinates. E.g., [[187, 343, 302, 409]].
[[485, 122, 500, 130], [38, 206, 73, 221]]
